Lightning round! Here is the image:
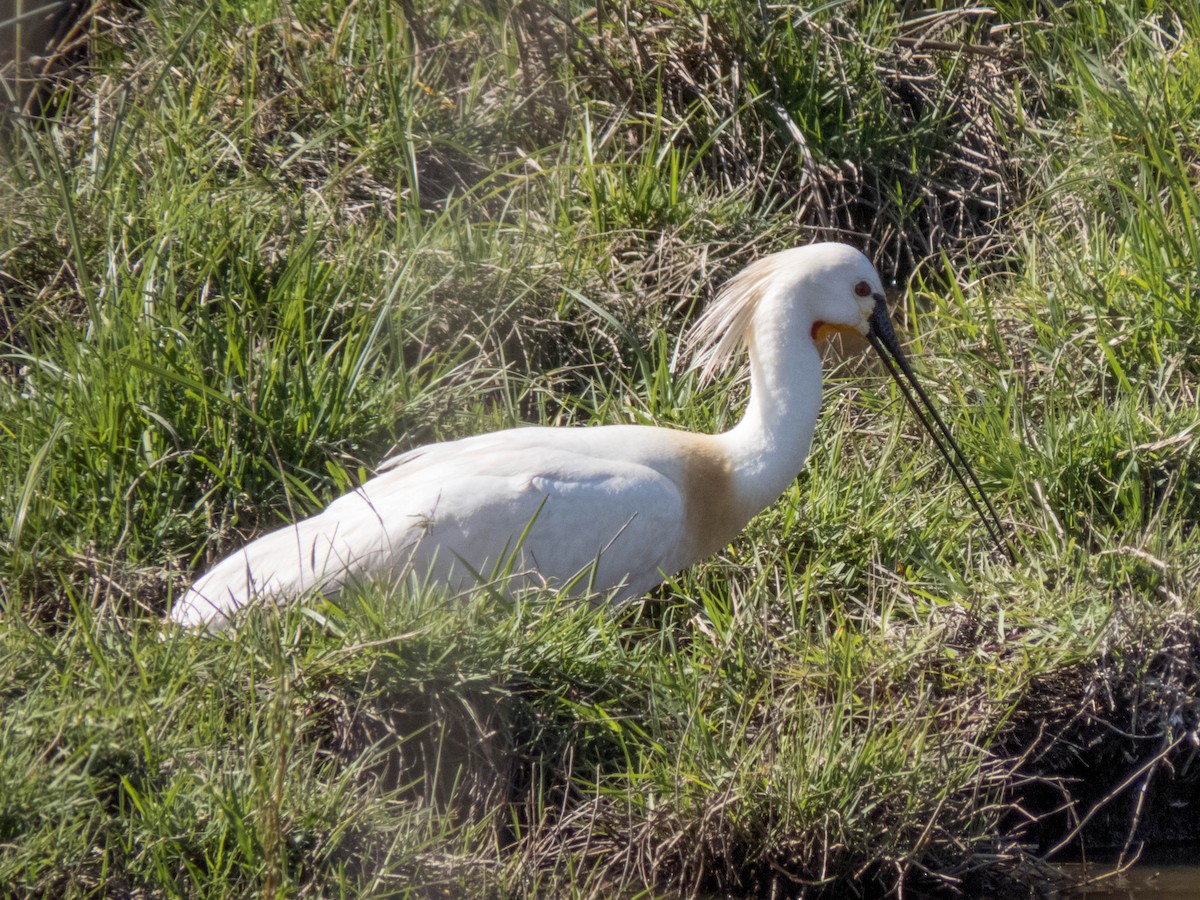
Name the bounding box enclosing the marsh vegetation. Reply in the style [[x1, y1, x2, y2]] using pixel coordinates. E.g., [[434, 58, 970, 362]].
[[2, 0, 1200, 895]]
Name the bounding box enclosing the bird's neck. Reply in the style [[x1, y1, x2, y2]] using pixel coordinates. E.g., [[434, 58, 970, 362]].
[[719, 330, 824, 515]]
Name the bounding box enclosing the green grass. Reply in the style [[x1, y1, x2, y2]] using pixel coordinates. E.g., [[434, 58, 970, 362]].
[[3, 0, 1200, 895]]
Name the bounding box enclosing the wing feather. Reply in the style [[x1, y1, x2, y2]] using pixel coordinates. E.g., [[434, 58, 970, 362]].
[[170, 429, 685, 628]]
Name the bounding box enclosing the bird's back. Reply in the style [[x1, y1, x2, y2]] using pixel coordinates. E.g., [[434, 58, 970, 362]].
[[170, 424, 713, 628]]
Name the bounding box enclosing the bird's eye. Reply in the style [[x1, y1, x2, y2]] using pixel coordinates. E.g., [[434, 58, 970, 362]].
[[854, 280, 873, 297]]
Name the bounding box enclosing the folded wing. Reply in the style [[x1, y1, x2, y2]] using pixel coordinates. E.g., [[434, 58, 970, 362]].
[[170, 429, 685, 628]]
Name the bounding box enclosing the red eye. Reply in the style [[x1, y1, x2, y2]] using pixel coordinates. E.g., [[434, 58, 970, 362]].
[[854, 280, 873, 297]]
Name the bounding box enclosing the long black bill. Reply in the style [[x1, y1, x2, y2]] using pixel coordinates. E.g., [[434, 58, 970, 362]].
[[865, 294, 1013, 562]]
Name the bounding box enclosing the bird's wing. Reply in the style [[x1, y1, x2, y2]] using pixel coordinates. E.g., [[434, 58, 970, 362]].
[[373, 428, 549, 475], [170, 431, 685, 628], [358, 436, 686, 595], [374, 443, 429, 472]]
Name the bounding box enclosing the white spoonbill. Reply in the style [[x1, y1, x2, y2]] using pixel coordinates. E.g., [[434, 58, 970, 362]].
[[170, 242, 1007, 629]]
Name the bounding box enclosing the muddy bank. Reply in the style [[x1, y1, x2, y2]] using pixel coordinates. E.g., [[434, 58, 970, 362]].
[[1003, 614, 1200, 865]]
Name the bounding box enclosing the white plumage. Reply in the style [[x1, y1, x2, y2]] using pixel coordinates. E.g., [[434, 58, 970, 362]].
[[170, 242, 1000, 629]]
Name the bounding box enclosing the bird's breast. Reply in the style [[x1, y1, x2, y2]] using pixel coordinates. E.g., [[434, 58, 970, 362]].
[[677, 436, 747, 565]]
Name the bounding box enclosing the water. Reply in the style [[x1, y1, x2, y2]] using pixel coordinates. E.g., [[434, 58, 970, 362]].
[[1064, 865, 1200, 899], [1060, 847, 1200, 899]]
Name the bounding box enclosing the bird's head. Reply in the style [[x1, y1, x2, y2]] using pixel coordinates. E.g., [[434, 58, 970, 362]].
[[799, 244, 1013, 562], [688, 241, 1012, 561], [790, 242, 884, 345]]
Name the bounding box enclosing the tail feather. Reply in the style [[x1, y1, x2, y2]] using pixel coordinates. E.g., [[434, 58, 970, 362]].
[[169, 510, 397, 629]]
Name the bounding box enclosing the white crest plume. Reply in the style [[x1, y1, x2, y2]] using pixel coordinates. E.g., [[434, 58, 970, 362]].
[[686, 252, 793, 383]]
